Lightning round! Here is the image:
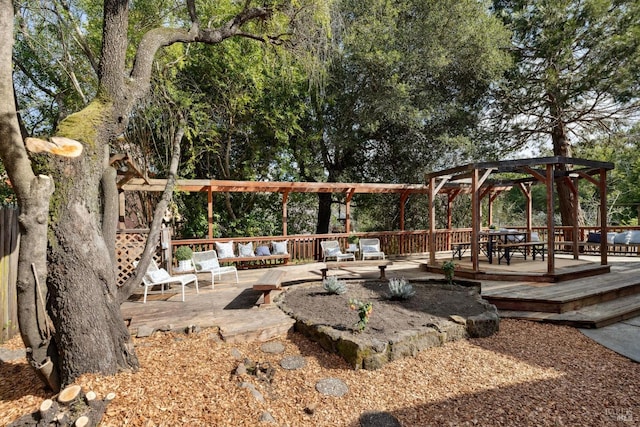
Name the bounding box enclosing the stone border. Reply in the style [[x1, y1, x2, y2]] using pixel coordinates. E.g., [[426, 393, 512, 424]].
[[277, 280, 499, 370]]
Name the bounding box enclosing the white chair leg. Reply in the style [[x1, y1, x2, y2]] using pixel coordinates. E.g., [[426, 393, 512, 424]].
[[194, 277, 199, 294], [143, 286, 148, 304], [210, 272, 215, 290]]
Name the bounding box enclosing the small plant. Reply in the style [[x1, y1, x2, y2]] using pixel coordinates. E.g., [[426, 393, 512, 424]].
[[174, 246, 193, 261], [348, 298, 373, 332], [388, 277, 415, 300], [348, 234, 359, 244], [442, 260, 456, 284], [323, 276, 347, 295]]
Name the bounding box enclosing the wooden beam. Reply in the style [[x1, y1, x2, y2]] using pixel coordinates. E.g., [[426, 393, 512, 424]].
[[282, 191, 289, 236], [599, 169, 608, 266], [208, 188, 213, 239], [546, 164, 555, 274], [428, 176, 436, 266], [471, 168, 480, 272]]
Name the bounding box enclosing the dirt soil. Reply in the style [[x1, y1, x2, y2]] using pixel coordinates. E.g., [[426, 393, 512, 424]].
[[279, 279, 489, 337]]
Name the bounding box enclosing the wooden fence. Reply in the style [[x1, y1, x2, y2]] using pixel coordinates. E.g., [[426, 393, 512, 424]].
[[0, 207, 19, 344]]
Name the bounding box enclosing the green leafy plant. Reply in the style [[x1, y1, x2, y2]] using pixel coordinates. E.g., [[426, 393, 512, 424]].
[[348, 298, 373, 332], [323, 276, 347, 295], [388, 277, 415, 300], [348, 234, 359, 244], [174, 246, 193, 261], [442, 260, 456, 284]]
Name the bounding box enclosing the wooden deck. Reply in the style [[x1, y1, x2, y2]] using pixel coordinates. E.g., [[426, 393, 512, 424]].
[[120, 256, 640, 342], [479, 255, 640, 328]]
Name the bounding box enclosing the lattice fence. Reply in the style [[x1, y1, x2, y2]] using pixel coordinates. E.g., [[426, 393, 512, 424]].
[[115, 229, 169, 286]]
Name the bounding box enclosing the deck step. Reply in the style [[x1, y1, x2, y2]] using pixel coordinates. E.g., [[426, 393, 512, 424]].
[[484, 275, 640, 313], [498, 292, 640, 328]]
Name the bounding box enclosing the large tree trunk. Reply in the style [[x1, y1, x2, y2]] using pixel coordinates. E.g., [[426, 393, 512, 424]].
[[45, 110, 138, 385], [1, 0, 275, 390], [552, 120, 583, 229], [316, 192, 332, 234]]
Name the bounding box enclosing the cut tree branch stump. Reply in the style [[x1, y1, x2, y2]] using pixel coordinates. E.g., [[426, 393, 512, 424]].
[[8, 387, 116, 427]]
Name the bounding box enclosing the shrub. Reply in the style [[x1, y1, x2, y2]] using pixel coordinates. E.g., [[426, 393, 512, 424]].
[[388, 277, 415, 300], [323, 276, 347, 295], [174, 246, 193, 261], [348, 298, 373, 332], [442, 260, 456, 284]]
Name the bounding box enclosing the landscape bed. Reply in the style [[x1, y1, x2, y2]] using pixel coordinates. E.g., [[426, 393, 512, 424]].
[[276, 279, 500, 369]]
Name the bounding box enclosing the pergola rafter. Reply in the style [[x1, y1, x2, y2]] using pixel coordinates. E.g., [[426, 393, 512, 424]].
[[118, 178, 435, 237]]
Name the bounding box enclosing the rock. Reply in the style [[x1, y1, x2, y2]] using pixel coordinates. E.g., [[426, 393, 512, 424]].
[[280, 355, 306, 370], [230, 348, 243, 360], [239, 382, 265, 403], [359, 411, 402, 427], [136, 326, 154, 338], [260, 341, 285, 354], [185, 324, 201, 334], [315, 378, 348, 397], [467, 310, 500, 338], [259, 411, 276, 423], [449, 315, 467, 325], [304, 403, 318, 415], [235, 363, 247, 376]]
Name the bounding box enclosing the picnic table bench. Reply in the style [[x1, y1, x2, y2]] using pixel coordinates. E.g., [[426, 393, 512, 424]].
[[496, 241, 546, 265]]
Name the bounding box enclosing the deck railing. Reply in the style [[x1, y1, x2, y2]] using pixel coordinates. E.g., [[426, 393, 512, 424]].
[[113, 225, 640, 286], [170, 225, 640, 264]]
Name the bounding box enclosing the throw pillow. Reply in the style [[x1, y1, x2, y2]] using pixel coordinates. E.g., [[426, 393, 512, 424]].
[[607, 233, 616, 244], [147, 269, 171, 283], [629, 231, 640, 244], [238, 242, 255, 257], [256, 245, 271, 256], [362, 245, 378, 253], [215, 241, 235, 259], [530, 232, 540, 242], [327, 247, 342, 256], [272, 241, 288, 255], [587, 232, 601, 243], [613, 231, 631, 245], [198, 258, 220, 271]]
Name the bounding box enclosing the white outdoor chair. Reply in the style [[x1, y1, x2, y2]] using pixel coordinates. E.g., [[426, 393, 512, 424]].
[[135, 259, 199, 303], [359, 238, 385, 260], [320, 240, 355, 262], [192, 250, 239, 289]]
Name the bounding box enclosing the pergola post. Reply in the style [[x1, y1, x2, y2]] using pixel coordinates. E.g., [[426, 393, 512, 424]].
[[207, 186, 213, 239], [282, 191, 289, 236], [599, 168, 608, 266], [546, 164, 555, 274], [471, 168, 480, 272], [428, 176, 436, 265], [345, 189, 355, 233]]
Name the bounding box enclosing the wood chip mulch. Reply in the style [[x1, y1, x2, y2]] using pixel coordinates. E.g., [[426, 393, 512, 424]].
[[1, 319, 638, 426]]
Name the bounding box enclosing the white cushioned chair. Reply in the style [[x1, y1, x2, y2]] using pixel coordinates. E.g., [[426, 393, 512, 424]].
[[359, 238, 385, 260], [192, 250, 238, 289], [320, 240, 355, 262], [135, 259, 198, 303]]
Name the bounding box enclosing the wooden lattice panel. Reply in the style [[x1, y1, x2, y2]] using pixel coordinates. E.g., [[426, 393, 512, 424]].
[[116, 231, 162, 286]]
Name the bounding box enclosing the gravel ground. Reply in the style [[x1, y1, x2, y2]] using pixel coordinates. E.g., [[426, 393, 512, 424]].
[[1, 319, 639, 426]]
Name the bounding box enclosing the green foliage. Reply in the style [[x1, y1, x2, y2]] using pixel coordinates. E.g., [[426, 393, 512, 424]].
[[322, 276, 347, 295], [174, 246, 193, 261], [489, 0, 640, 155], [442, 261, 456, 285], [387, 278, 415, 301], [348, 298, 373, 333]]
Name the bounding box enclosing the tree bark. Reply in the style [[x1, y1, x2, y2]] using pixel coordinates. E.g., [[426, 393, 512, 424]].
[[2, 0, 278, 389]]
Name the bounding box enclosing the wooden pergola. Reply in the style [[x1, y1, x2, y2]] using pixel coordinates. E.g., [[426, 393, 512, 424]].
[[425, 156, 614, 276], [118, 178, 431, 237]]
